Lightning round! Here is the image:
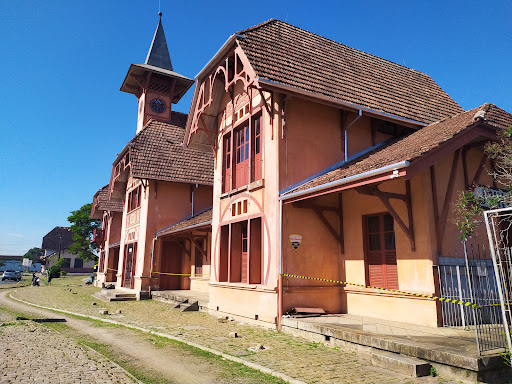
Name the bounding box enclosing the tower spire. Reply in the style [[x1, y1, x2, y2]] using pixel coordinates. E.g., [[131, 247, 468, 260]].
[[145, 15, 173, 71]]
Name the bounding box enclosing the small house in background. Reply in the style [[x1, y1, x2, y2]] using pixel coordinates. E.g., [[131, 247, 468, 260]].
[[90, 185, 124, 286], [41, 226, 94, 274]]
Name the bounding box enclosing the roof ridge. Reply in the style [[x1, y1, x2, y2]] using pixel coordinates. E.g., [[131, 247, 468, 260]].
[[239, 19, 434, 78], [236, 18, 276, 34]]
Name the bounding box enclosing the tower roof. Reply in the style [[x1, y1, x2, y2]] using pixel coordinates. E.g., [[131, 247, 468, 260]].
[[120, 14, 194, 103], [145, 17, 173, 71]]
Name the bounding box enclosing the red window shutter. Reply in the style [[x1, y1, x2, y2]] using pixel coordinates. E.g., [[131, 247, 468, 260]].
[[223, 134, 231, 193], [366, 214, 398, 289], [252, 115, 263, 181]]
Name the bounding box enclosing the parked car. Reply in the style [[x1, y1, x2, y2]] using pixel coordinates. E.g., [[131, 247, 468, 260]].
[[2, 270, 22, 281]]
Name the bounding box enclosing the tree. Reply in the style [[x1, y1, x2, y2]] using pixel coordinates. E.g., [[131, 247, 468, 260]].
[[455, 125, 512, 240], [23, 247, 43, 261], [67, 203, 101, 262]]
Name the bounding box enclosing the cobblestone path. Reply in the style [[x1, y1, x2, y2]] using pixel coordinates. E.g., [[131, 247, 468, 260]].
[[0, 310, 138, 384]]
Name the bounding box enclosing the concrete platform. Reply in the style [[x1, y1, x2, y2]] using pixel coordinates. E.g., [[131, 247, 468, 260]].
[[281, 314, 511, 383]]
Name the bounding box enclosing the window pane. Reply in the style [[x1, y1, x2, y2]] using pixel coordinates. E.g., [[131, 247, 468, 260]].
[[384, 233, 396, 250], [245, 143, 249, 160], [383, 214, 394, 232], [240, 129, 244, 142], [368, 216, 380, 233], [255, 137, 260, 154], [245, 125, 249, 140], [369, 234, 381, 250], [226, 154, 230, 168], [240, 146, 244, 162], [255, 119, 260, 135], [242, 239, 248, 252], [236, 149, 240, 163]]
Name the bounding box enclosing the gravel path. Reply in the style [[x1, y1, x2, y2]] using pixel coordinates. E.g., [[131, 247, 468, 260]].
[[0, 310, 138, 384]]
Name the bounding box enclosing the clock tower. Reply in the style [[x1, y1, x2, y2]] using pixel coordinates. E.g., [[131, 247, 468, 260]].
[[120, 13, 194, 133]]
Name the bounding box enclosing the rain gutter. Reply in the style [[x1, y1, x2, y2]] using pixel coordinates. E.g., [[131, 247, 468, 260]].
[[279, 160, 411, 203]]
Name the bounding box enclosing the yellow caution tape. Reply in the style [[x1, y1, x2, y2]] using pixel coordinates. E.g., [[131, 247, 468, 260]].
[[281, 273, 507, 309], [150, 271, 207, 277]]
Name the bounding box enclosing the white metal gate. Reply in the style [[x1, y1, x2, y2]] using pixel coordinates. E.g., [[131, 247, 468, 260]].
[[484, 207, 512, 354]]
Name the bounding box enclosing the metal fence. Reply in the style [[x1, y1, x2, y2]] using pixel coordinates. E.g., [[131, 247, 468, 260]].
[[438, 208, 512, 355]]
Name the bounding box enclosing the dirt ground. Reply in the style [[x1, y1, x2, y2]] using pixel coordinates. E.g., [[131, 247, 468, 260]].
[[0, 289, 284, 384]]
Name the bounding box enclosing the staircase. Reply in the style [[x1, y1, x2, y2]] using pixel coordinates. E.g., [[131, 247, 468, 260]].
[[151, 290, 206, 312], [93, 288, 137, 302]]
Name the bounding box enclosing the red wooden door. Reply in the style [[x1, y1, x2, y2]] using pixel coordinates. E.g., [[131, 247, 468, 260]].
[[123, 243, 137, 289], [160, 241, 182, 290], [235, 124, 249, 188], [365, 213, 398, 289]]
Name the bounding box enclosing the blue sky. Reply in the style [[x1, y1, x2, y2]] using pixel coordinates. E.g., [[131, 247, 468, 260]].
[[1, 1, 511, 255]]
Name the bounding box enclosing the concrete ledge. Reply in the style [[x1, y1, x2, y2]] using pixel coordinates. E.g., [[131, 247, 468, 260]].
[[281, 318, 510, 383]]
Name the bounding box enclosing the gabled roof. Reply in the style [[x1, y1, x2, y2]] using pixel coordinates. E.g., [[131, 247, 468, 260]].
[[236, 19, 463, 124], [122, 115, 214, 185], [42, 227, 73, 250], [91, 185, 124, 218], [285, 104, 512, 196], [157, 208, 212, 237]]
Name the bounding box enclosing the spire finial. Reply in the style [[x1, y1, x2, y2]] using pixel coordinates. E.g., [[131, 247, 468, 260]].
[[158, 11, 162, 18]]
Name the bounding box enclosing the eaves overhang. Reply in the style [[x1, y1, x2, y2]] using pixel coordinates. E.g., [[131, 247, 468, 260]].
[[280, 161, 411, 204], [120, 64, 194, 103], [256, 78, 428, 129]]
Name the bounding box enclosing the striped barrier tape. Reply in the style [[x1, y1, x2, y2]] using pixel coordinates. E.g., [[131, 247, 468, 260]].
[[281, 273, 507, 309], [150, 271, 207, 277]]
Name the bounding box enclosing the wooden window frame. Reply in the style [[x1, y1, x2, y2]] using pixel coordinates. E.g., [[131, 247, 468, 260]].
[[127, 185, 141, 213], [219, 217, 262, 285], [234, 122, 250, 189], [221, 107, 264, 193]]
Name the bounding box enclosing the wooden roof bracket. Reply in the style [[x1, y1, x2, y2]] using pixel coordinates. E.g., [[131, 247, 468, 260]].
[[292, 197, 344, 252], [357, 182, 415, 251], [190, 237, 207, 259], [433, 149, 461, 255]]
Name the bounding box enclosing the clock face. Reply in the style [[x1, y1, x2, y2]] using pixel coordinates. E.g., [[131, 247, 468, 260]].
[[150, 98, 166, 114]]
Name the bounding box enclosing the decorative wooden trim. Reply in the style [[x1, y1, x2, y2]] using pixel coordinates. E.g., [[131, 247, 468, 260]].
[[430, 165, 440, 254], [470, 152, 487, 187], [405, 124, 497, 180], [292, 200, 344, 249], [339, 193, 344, 254], [462, 146, 469, 189], [437, 149, 461, 253], [357, 184, 415, 251], [190, 237, 207, 259]]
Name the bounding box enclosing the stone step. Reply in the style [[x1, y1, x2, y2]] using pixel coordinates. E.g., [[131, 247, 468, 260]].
[[371, 349, 431, 377], [94, 291, 137, 302]]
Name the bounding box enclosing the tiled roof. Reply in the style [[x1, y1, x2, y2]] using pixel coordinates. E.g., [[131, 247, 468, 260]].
[[236, 19, 463, 124], [94, 185, 124, 212], [157, 208, 212, 237], [127, 118, 214, 185], [289, 104, 512, 193], [42, 227, 73, 250]]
